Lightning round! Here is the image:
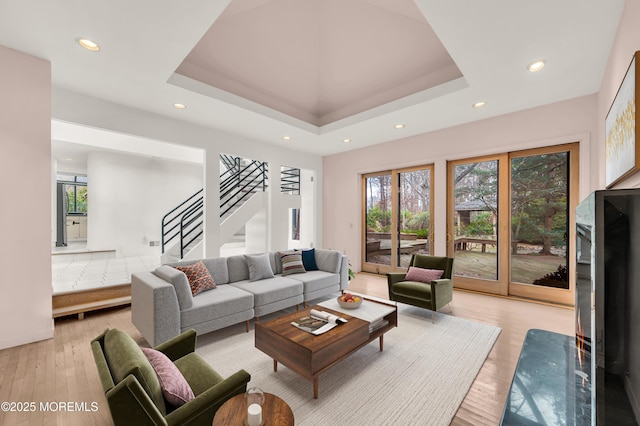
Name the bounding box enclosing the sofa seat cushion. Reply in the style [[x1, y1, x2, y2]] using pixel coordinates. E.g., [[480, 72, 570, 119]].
[[230, 276, 303, 307], [286, 270, 340, 294], [103, 329, 167, 415], [391, 281, 433, 302], [174, 352, 224, 396], [181, 285, 254, 328]]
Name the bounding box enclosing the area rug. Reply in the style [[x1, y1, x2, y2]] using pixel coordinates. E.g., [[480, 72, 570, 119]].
[[196, 304, 501, 426]]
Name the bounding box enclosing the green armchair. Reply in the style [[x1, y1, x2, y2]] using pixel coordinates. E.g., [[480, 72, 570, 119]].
[[91, 328, 251, 426], [387, 254, 454, 323]]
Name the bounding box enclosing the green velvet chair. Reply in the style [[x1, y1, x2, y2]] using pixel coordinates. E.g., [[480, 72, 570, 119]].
[[387, 254, 454, 323], [91, 328, 251, 426]]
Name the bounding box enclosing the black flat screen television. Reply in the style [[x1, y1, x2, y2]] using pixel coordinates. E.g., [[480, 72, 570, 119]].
[[576, 189, 640, 424]]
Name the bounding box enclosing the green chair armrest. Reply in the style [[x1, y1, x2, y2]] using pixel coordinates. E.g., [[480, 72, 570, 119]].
[[91, 339, 115, 393], [387, 272, 407, 286], [387, 272, 407, 297], [106, 375, 167, 426], [430, 278, 452, 287], [154, 329, 196, 361], [430, 278, 453, 311], [165, 369, 251, 426]]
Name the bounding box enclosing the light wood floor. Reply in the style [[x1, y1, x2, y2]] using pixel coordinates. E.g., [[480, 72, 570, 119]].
[[0, 273, 573, 425]]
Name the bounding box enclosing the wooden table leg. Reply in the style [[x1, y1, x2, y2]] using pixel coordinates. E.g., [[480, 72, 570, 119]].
[[313, 377, 319, 399], [379, 335, 384, 351], [273, 360, 278, 372]]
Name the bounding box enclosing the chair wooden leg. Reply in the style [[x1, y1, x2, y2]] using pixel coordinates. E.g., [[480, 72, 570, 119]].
[[245, 320, 250, 333], [303, 301, 307, 308]]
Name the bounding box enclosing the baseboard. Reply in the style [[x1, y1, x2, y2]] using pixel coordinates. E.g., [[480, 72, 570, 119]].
[[0, 321, 54, 350]]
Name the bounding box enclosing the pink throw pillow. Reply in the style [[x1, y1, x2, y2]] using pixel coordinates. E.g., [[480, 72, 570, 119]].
[[141, 347, 195, 407], [404, 267, 444, 284]]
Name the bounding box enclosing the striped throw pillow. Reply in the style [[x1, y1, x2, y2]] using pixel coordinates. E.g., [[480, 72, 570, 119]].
[[279, 251, 306, 276]]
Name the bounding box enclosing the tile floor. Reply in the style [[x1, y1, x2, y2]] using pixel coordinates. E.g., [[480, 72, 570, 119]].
[[51, 240, 247, 294], [52, 248, 160, 294]]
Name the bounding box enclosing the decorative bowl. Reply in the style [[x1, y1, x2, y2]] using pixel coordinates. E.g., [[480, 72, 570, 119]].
[[337, 294, 363, 309]]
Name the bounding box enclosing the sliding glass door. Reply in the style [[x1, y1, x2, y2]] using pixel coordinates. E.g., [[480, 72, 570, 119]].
[[448, 155, 508, 294], [363, 165, 433, 274], [447, 144, 578, 304]]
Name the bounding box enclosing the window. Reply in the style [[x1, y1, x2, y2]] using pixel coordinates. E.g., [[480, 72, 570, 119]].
[[57, 174, 87, 214]]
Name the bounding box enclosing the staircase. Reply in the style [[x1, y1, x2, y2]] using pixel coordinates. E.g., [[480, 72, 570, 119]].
[[162, 155, 298, 262]]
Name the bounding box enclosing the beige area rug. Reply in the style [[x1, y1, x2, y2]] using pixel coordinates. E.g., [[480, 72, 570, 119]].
[[196, 303, 501, 426]]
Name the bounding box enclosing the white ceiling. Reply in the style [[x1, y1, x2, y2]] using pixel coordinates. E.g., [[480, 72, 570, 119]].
[[0, 0, 625, 158], [175, 0, 462, 127]]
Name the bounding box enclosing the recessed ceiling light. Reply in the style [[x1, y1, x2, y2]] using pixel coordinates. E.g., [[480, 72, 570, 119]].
[[283, 136, 291, 140], [65, 158, 73, 161], [343, 139, 351, 143], [527, 60, 546, 73], [78, 38, 100, 52], [394, 124, 405, 129], [173, 103, 187, 109], [472, 101, 487, 108]]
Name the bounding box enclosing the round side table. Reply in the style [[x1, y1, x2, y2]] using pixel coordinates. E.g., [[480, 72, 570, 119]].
[[213, 392, 294, 426]]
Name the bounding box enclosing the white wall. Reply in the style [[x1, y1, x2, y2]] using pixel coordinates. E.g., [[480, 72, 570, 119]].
[[598, 0, 640, 190], [52, 88, 324, 256], [0, 45, 53, 349], [87, 151, 202, 256], [300, 168, 316, 248], [597, 0, 640, 416]]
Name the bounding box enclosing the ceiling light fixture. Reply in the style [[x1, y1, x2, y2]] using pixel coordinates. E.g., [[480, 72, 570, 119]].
[[343, 139, 351, 143], [527, 59, 546, 73], [472, 101, 487, 108], [283, 136, 291, 140], [78, 38, 100, 52], [394, 124, 405, 129], [173, 103, 187, 109]]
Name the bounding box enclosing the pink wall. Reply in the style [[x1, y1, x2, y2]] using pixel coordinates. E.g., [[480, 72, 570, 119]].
[[0, 45, 53, 349], [323, 94, 597, 270], [598, 0, 640, 189]]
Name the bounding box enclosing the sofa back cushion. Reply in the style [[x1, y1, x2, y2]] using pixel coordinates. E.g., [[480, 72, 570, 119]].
[[228, 254, 278, 282], [314, 249, 341, 274], [168, 258, 230, 285], [154, 265, 194, 310], [201, 258, 230, 284], [103, 329, 167, 415], [174, 261, 217, 296], [227, 255, 250, 282]]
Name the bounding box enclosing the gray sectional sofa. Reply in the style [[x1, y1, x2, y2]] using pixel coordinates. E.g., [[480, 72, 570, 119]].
[[131, 249, 349, 346]]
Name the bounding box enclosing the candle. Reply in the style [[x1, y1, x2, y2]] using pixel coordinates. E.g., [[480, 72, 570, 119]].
[[247, 403, 262, 426]]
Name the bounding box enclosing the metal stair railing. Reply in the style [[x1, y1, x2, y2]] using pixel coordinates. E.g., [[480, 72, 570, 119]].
[[161, 189, 203, 255], [281, 166, 300, 194], [162, 158, 302, 260], [179, 198, 204, 259], [220, 159, 268, 217]]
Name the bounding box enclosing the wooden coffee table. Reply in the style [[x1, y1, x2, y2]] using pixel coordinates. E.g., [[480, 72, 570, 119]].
[[254, 297, 397, 399], [212, 392, 294, 426]]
